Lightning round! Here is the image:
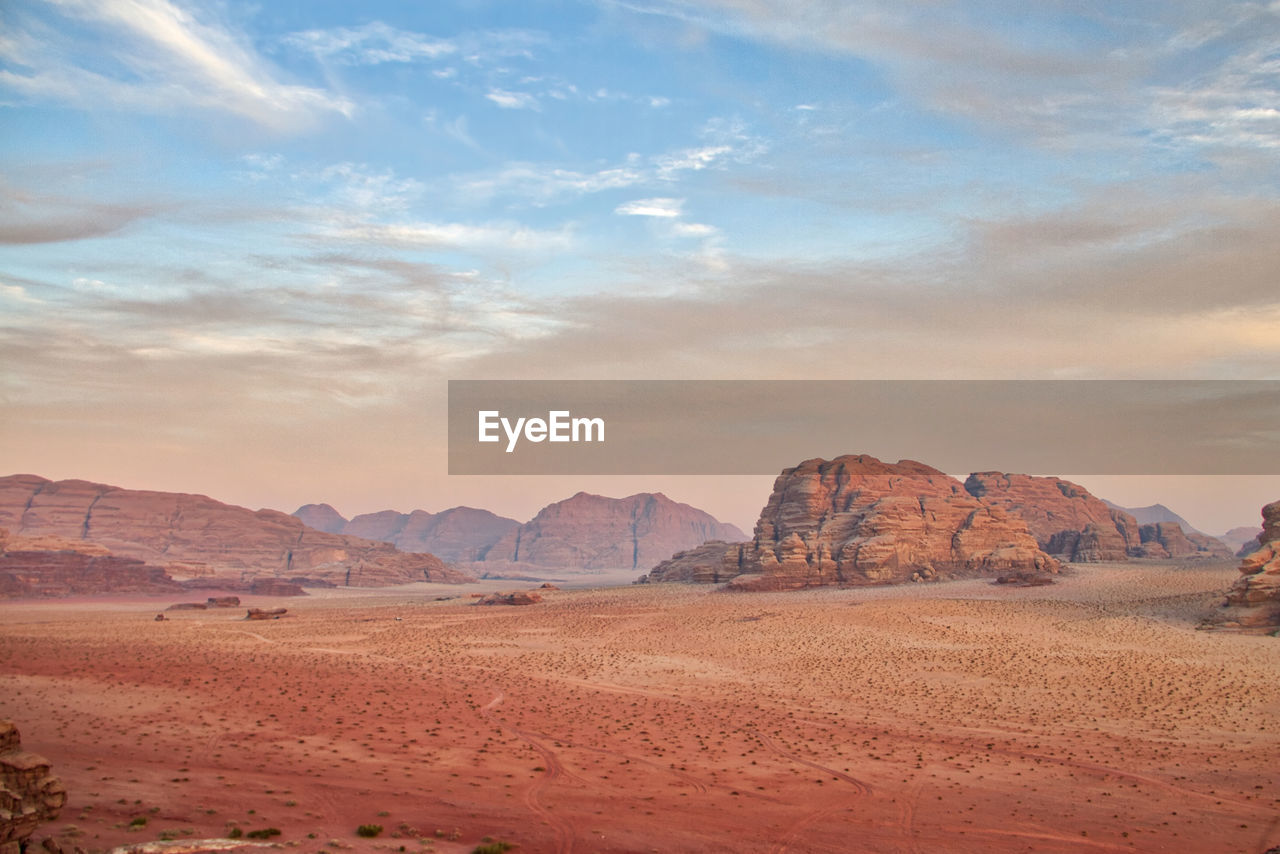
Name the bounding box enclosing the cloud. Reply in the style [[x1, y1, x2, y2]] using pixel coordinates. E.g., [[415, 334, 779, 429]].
[[0, 182, 158, 245], [314, 221, 574, 253], [620, 0, 1280, 159], [486, 88, 541, 110], [615, 198, 684, 217], [0, 0, 351, 131], [279, 21, 456, 64]]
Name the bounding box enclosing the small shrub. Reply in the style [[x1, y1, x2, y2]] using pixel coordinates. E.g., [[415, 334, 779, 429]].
[[246, 828, 281, 840], [128, 817, 147, 827], [472, 842, 514, 854], [356, 825, 383, 838], [227, 827, 242, 839]]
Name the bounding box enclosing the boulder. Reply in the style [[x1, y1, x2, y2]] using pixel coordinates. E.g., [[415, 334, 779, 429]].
[[245, 608, 288, 620], [476, 591, 544, 606]]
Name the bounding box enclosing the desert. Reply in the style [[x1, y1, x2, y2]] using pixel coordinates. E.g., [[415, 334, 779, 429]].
[[3, 559, 1278, 853]]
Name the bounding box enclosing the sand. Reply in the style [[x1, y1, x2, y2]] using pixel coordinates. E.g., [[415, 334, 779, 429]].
[[2, 561, 1278, 853]]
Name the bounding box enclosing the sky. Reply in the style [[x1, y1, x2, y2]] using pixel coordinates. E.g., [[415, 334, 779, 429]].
[[1, 0, 1278, 536]]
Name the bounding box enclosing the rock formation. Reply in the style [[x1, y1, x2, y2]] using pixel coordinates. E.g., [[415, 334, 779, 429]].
[[246, 607, 288, 620], [965, 473, 1229, 561], [641, 541, 748, 584], [0, 537, 182, 599], [0, 720, 66, 853], [1219, 500, 1280, 628], [0, 475, 471, 589], [476, 590, 543, 606], [652, 456, 1057, 591], [479, 492, 745, 573]]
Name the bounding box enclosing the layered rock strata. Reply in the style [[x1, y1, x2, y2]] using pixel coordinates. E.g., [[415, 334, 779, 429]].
[[0, 475, 470, 588], [964, 473, 1229, 561], [646, 455, 1057, 590], [1220, 500, 1280, 627]]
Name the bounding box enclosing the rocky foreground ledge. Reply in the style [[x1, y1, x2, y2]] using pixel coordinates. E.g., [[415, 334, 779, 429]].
[[1215, 500, 1280, 629]]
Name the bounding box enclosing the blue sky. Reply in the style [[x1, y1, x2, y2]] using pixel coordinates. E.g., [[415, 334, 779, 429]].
[[2, 0, 1278, 532]]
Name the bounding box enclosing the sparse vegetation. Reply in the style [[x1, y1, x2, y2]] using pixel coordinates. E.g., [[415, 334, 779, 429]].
[[245, 827, 281, 839], [356, 824, 383, 838], [472, 843, 514, 854]]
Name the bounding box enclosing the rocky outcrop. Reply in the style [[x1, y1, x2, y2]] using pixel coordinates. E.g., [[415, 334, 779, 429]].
[[246, 608, 288, 620], [965, 473, 1137, 561], [0, 720, 66, 852], [479, 492, 746, 573], [0, 475, 472, 589], [0, 544, 182, 599], [641, 541, 748, 584], [965, 473, 1229, 561], [476, 590, 543, 606], [1219, 500, 1280, 627], [719, 456, 1057, 591]]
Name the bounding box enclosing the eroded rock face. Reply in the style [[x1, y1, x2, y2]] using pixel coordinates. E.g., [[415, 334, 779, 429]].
[[642, 541, 748, 584], [964, 473, 1138, 561], [0, 720, 66, 850], [476, 590, 543, 606], [480, 492, 746, 572], [724, 456, 1058, 591], [1221, 500, 1280, 627], [964, 473, 1229, 561], [0, 541, 181, 599], [0, 475, 471, 589]]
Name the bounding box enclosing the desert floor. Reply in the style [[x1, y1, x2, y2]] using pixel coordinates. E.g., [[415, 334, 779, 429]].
[[2, 562, 1278, 854]]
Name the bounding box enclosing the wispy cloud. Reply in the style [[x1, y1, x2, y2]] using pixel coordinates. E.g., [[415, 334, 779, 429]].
[[0, 181, 160, 245], [486, 88, 541, 110], [279, 21, 456, 64], [0, 0, 351, 131], [616, 197, 684, 217]]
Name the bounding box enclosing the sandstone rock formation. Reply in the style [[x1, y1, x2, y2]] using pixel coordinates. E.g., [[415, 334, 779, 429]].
[[0, 475, 471, 589], [663, 456, 1058, 592], [965, 473, 1229, 561], [476, 590, 543, 606], [246, 608, 288, 620], [0, 538, 182, 599], [641, 541, 748, 584], [1220, 500, 1280, 628], [293, 504, 519, 562], [0, 720, 66, 853], [479, 492, 746, 573]]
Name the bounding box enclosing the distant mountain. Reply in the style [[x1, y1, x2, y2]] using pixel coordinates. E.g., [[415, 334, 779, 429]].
[[294, 502, 347, 533], [478, 491, 747, 573], [1102, 500, 1200, 534], [0, 474, 471, 589], [291, 504, 519, 563], [1221, 526, 1264, 556]]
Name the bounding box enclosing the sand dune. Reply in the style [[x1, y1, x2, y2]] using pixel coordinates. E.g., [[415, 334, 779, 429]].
[[1, 561, 1277, 853]]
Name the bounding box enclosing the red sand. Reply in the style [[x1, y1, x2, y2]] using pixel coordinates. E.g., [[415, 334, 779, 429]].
[[2, 562, 1278, 853]]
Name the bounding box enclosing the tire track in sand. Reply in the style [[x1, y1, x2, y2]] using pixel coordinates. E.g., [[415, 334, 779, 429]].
[[479, 690, 577, 854]]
